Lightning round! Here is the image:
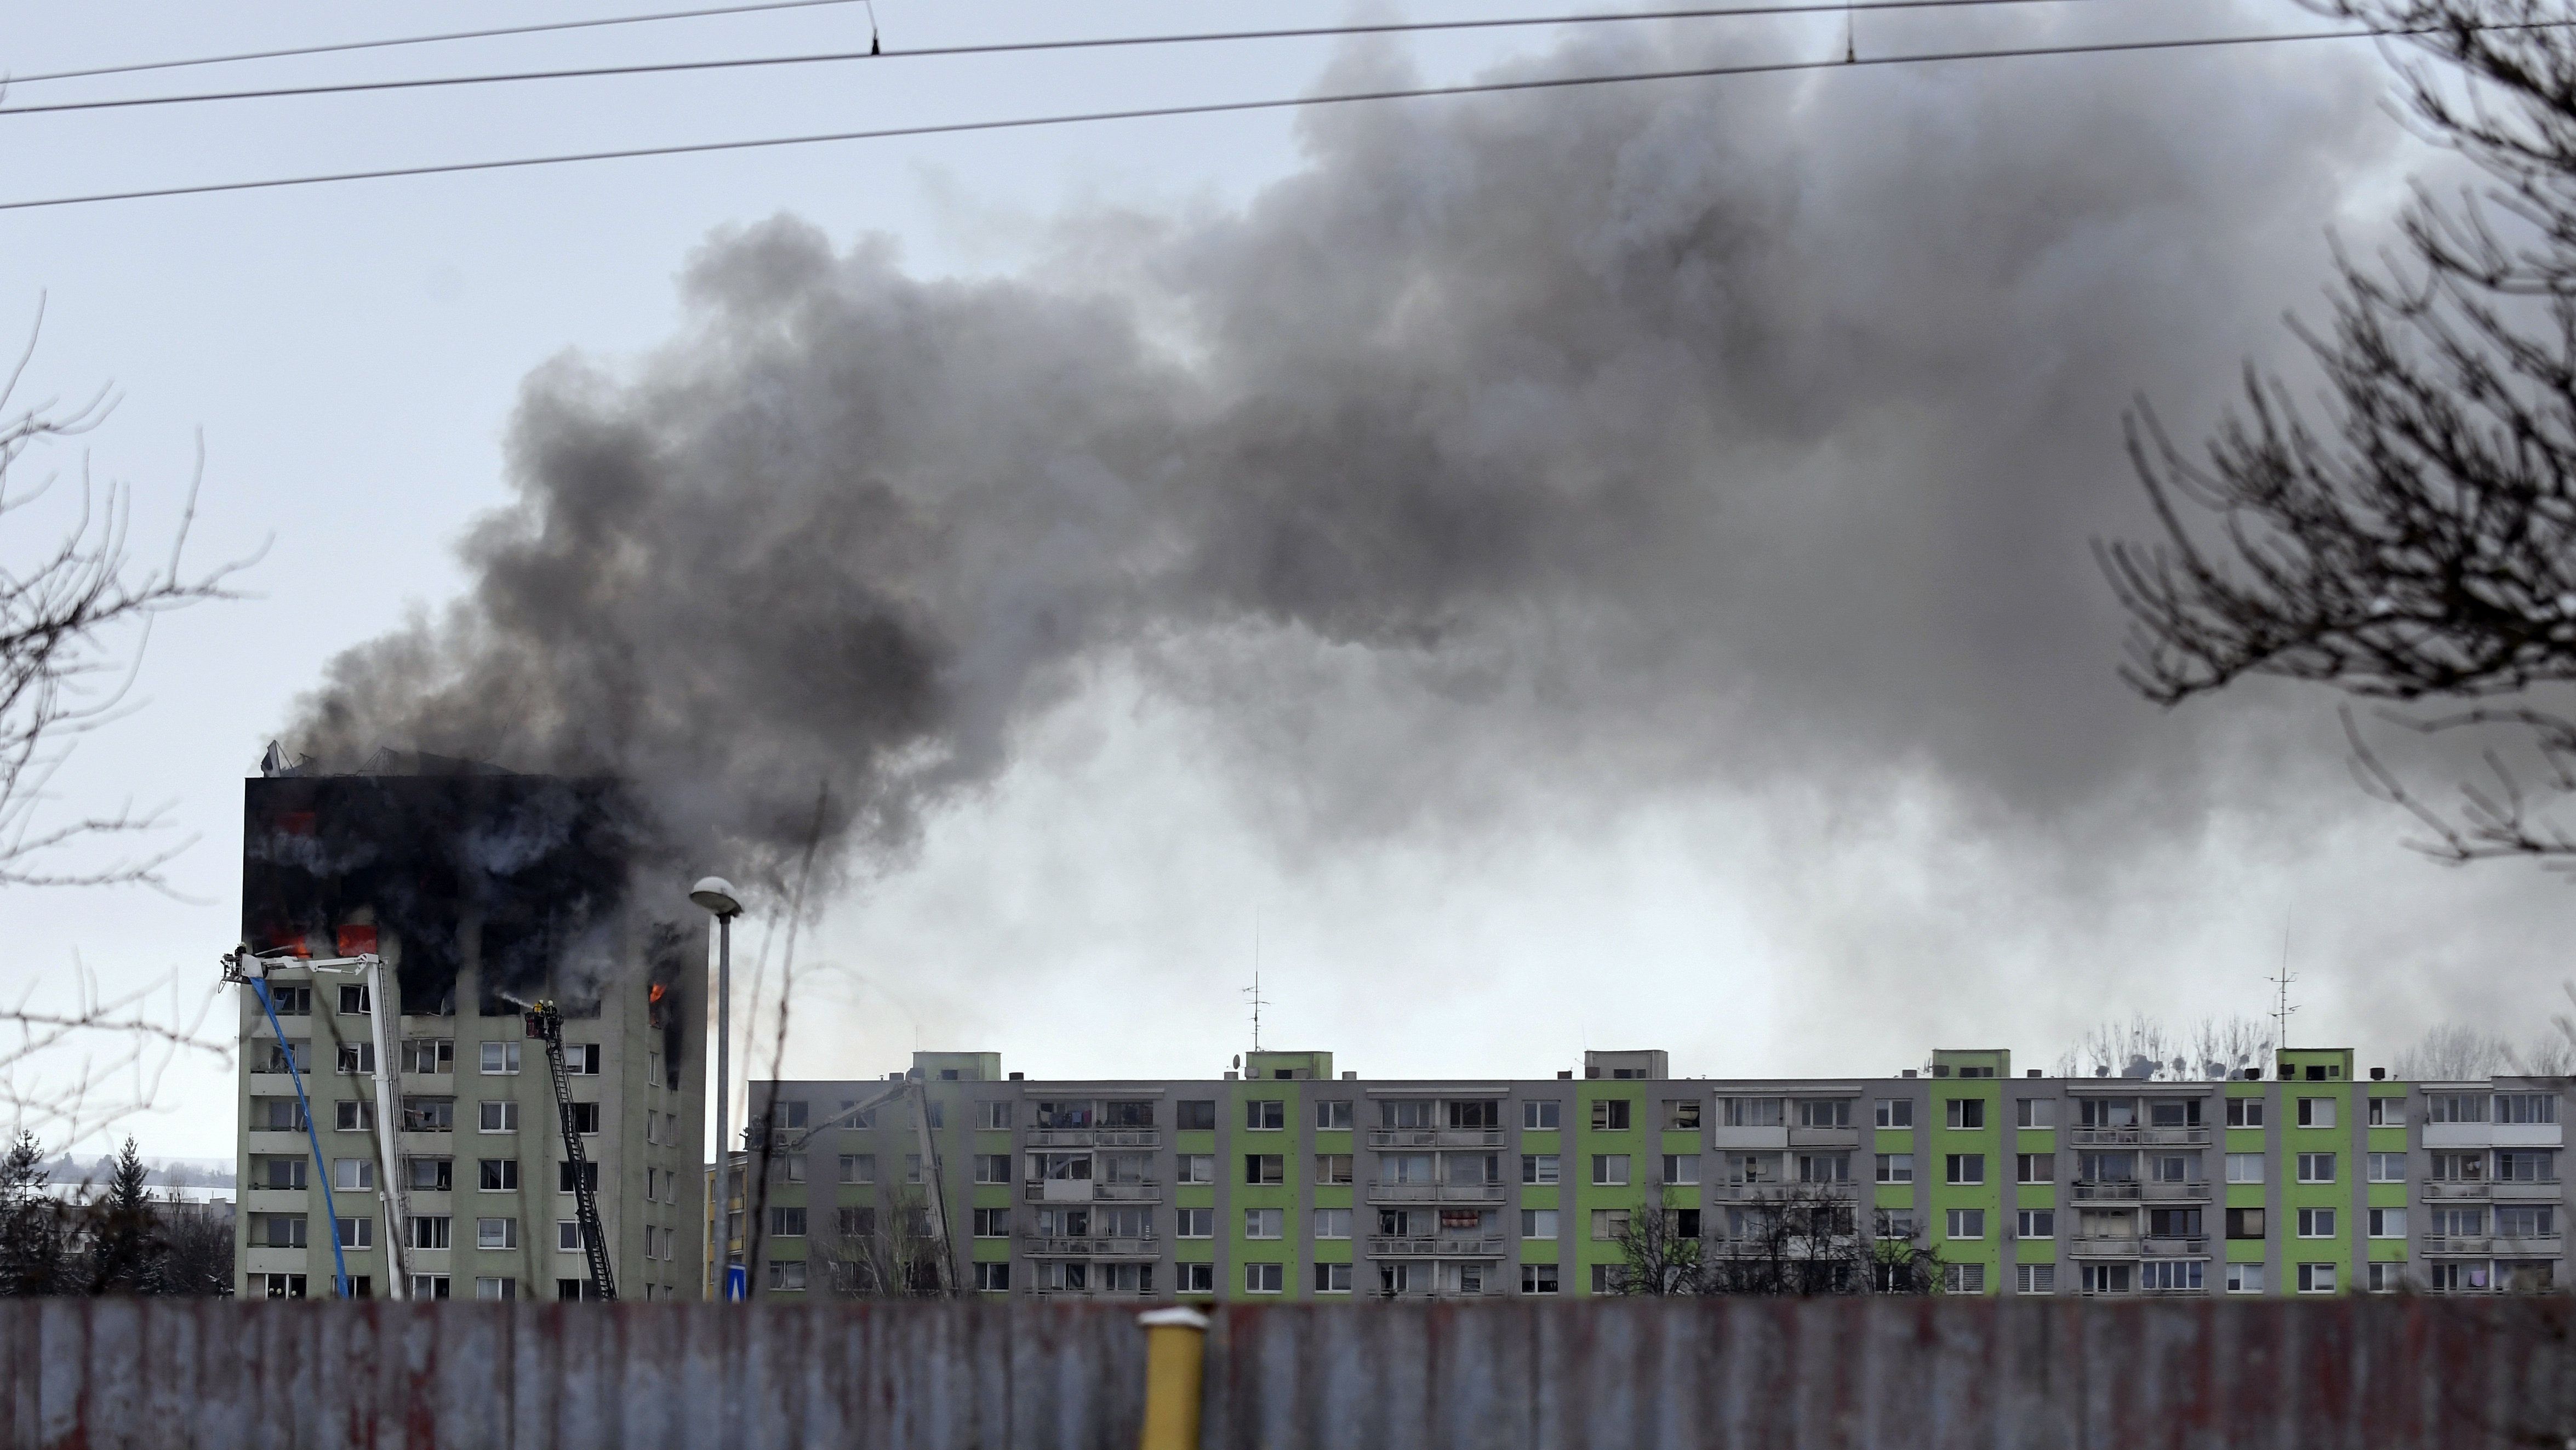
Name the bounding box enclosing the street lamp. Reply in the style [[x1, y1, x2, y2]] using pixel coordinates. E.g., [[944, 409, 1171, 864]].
[[688, 876, 743, 1301]]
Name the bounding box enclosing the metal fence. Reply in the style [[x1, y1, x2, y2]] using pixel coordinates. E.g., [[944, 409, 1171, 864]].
[[0, 1295, 2567, 1449]]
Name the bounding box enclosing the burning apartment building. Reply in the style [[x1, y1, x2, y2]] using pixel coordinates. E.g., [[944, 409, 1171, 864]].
[[232, 750, 706, 1300]]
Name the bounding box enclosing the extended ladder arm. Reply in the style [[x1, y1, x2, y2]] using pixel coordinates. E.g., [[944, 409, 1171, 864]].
[[524, 1000, 616, 1302]]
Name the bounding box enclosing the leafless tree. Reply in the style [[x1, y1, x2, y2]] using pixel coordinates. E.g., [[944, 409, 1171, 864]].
[[825, 1189, 946, 1299], [1701, 1184, 1941, 1295], [2186, 1015, 2277, 1079], [2054, 1014, 2183, 1079], [2396, 1021, 2520, 1079], [1603, 1188, 1709, 1295], [2099, 0, 2576, 867]]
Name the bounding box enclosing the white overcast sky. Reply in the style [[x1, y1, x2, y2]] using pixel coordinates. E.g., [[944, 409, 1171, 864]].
[[0, 1, 2564, 1161]]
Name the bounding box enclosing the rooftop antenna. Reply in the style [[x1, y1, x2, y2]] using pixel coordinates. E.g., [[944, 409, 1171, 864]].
[[864, 0, 881, 54], [1244, 911, 1267, 1053], [2269, 917, 2298, 1055], [1843, 1, 1857, 62]]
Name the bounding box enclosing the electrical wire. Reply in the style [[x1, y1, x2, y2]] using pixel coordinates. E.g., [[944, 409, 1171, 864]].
[[0, 24, 2465, 214], [0, 0, 875, 88], [2, 0, 2147, 119]]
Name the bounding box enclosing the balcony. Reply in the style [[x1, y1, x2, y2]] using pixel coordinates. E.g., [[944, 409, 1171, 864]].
[[2141, 1180, 2211, 1202], [1786, 1127, 1859, 1149], [1092, 1180, 1163, 1202], [2138, 1283, 2210, 1297], [2424, 1181, 2494, 1201], [2067, 1235, 2141, 1259], [1364, 1128, 1505, 1149], [1023, 1235, 1161, 1258], [2494, 1234, 2564, 1255], [1023, 1181, 1095, 1203], [1025, 1128, 1160, 1149], [2072, 1180, 2142, 1203], [2142, 1127, 2212, 1146], [2070, 1128, 2144, 1147], [2139, 1236, 2209, 1257], [1367, 1236, 1505, 1258], [2494, 1180, 2562, 1201], [2423, 1236, 2493, 1255], [1364, 1182, 1507, 1205], [1713, 1180, 1857, 1201]]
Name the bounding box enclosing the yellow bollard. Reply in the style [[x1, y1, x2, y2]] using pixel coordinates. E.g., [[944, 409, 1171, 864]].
[[1136, 1305, 1210, 1450]]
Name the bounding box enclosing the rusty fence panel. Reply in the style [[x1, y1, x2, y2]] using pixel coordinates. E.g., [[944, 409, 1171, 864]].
[[0, 1297, 2566, 1449]]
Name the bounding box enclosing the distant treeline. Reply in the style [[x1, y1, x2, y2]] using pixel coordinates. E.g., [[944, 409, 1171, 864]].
[[0, 1134, 231, 1297]]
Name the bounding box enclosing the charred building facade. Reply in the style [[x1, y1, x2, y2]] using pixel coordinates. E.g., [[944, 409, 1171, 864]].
[[233, 757, 706, 1300]]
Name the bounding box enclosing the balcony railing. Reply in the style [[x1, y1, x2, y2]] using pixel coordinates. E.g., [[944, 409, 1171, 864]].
[[1024, 1129, 1161, 1149], [1364, 1182, 1506, 1203], [2139, 1236, 2209, 1257], [1713, 1180, 1858, 1200], [1364, 1128, 1506, 1149], [1786, 1127, 1859, 1148], [2067, 1234, 2141, 1258], [2422, 1235, 2493, 1255], [2494, 1180, 2563, 1200], [1092, 1180, 1163, 1202], [1022, 1235, 1161, 1257], [2072, 1180, 2142, 1202], [1023, 1181, 1094, 1203], [2141, 1180, 2212, 1202], [1367, 1235, 1505, 1258], [2424, 1181, 2493, 1200], [2071, 1127, 2213, 1146]]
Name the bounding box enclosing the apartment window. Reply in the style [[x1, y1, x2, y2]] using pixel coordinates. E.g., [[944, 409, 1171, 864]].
[[1174, 1263, 1214, 1294], [1383, 1100, 1435, 1131], [412, 1216, 452, 1250], [1315, 1100, 1353, 1131], [253, 1099, 308, 1132], [475, 1217, 517, 1251], [403, 1274, 449, 1300], [1797, 1152, 1850, 1183], [2017, 1264, 2056, 1294], [2016, 1098, 2057, 1128], [1876, 1154, 1915, 1184], [2225, 1097, 2264, 1128], [1589, 1264, 1619, 1294], [2297, 1153, 2336, 1184], [967, 1207, 1010, 1239], [2016, 1153, 2054, 1184], [1244, 1155, 1284, 1185], [1945, 1154, 1985, 1185], [1316, 1154, 1354, 1185], [480, 1042, 520, 1075], [2223, 1152, 2264, 1184], [1591, 1099, 1633, 1132], [1796, 1099, 1849, 1129], [1244, 1208, 1284, 1240], [2428, 1093, 2488, 1124], [1244, 1263, 1284, 1294], [2296, 1263, 2335, 1294], [965, 1154, 1008, 1185], [839, 1207, 876, 1238], [2432, 1207, 2484, 1237], [768, 1207, 806, 1238], [2018, 1209, 2054, 1239], [556, 1162, 597, 1193], [1945, 1263, 1986, 1294], [1100, 1099, 1152, 1129], [1522, 1154, 1561, 1185], [2367, 1152, 2406, 1183], [476, 1101, 516, 1133], [977, 1101, 1013, 1130], [1721, 1098, 1784, 1128], [2498, 1093, 2558, 1125], [567, 1103, 599, 1135], [2367, 1263, 2404, 1293], [336, 1217, 373, 1249], [2498, 1150, 2559, 1183], [405, 1157, 453, 1192], [1520, 1263, 1560, 1295], [2368, 1207, 2408, 1239], [1524, 1100, 1561, 1129], [2297, 1208, 2336, 1238], [975, 1263, 1011, 1292], [1591, 1155, 1630, 1186], [764, 1263, 806, 1293], [1877, 1212, 1917, 1240], [1945, 1208, 1986, 1240], [2147, 1099, 2202, 1129], [1311, 1207, 1352, 1240], [1245, 1100, 1285, 1131], [2078, 1264, 2129, 1295], [338, 1101, 380, 1132], [1177, 1155, 1214, 1185], [1175, 1208, 1214, 1239], [557, 1220, 585, 1252], [1875, 1099, 1914, 1129], [2224, 1263, 2264, 1294], [335, 1042, 376, 1075], [1946, 1099, 1987, 1130], [2225, 1207, 2265, 1240], [398, 1038, 453, 1075], [1591, 1209, 1631, 1241], [2140, 1261, 2203, 1292], [559, 1044, 602, 1076], [2295, 1098, 2336, 1129], [1521, 1208, 1560, 1239], [2367, 1096, 2404, 1127], [776, 1154, 806, 1185], [841, 1154, 877, 1185], [477, 1158, 517, 1192], [251, 1213, 308, 1248], [2499, 1205, 2557, 1238], [2431, 1151, 2485, 1182], [1661, 1154, 1700, 1185], [329, 983, 367, 1015], [1310, 1262, 1353, 1294], [330, 1158, 370, 1191], [2148, 1208, 2203, 1240], [1178, 1100, 1216, 1131]]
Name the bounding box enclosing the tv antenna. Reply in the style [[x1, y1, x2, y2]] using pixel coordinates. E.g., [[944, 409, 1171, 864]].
[[1243, 971, 1268, 1054], [2268, 918, 2298, 1055]]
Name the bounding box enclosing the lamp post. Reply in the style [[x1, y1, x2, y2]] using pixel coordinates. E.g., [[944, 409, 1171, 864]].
[[688, 876, 743, 1301]]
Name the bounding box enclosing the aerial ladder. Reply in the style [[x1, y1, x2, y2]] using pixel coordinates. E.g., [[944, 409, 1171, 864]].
[[522, 999, 615, 1302], [751, 1073, 956, 1295]]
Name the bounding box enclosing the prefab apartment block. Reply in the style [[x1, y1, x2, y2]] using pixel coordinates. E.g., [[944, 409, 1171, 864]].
[[233, 760, 706, 1300], [739, 1046, 2567, 1300]]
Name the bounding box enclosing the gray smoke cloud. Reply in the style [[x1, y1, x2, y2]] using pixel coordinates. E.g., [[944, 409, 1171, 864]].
[[291, 20, 2414, 928]]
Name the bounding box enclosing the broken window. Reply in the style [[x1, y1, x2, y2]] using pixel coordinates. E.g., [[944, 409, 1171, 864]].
[[404, 1038, 455, 1074], [406, 1157, 453, 1192], [336, 1042, 375, 1075]]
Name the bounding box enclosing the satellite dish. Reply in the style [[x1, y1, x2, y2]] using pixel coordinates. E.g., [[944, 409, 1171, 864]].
[[1232, 1054, 1241, 1070]]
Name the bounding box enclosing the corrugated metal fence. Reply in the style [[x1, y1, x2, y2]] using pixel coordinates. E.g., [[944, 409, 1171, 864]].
[[0, 1297, 2567, 1449]]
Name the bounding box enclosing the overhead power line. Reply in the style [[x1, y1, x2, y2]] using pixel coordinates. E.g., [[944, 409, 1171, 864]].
[[0, 25, 2468, 214], [2, 0, 2134, 119], [0, 0, 874, 88]]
